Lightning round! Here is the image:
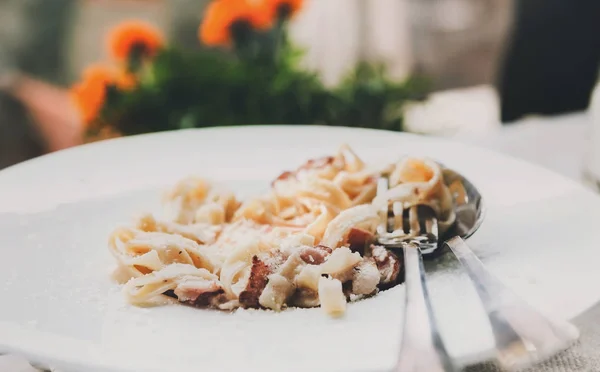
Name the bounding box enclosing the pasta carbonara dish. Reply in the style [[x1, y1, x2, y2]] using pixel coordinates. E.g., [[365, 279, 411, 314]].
[[109, 145, 455, 316]]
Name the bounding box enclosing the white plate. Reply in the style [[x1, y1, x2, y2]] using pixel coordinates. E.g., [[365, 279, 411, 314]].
[[1, 126, 599, 372]]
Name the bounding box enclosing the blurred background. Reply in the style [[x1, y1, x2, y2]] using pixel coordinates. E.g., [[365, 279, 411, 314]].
[[0, 0, 599, 170]]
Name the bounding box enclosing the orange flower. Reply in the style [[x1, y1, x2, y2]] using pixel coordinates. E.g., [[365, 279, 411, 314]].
[[107, 20, 164, 62], [115, 70, 137, 91], [200, 0, 272, 46], [266, 0, 304, 19], [70, 65, 114, 124], [70, 64, 137, 124]]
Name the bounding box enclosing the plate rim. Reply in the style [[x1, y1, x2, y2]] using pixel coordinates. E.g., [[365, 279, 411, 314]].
[[0, 125, 598, 372]]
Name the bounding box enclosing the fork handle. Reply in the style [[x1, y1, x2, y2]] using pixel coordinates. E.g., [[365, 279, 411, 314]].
[[445, 236, 580, 370], [395, 245, 456, 372]]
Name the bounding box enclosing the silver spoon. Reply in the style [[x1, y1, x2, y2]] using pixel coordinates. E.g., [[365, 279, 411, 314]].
[[441, 168, 580, 370]]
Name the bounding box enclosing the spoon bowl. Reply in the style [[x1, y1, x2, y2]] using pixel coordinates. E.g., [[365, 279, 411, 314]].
[[441, 167, 486, 243]]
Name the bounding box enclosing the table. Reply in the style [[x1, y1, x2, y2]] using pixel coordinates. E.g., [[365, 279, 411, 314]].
[[458, 112, 600, 372], [455, 112, 590, 183], [1, 111, 598, 372]]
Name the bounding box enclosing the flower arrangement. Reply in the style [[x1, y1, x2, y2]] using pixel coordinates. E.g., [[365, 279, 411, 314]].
[[70, 0, 428, 139]]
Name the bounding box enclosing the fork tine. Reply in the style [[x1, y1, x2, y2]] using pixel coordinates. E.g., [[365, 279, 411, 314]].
[[392, 201, 404, 234], [418, 205, 437, 234], [376, 176, 389, 197], [408, 205, 420, 235], [413, 205, 439, 254], [424, 217, 434, 235], [377, 176, 389, 235], [428, 215, 439, 242], [376, 177, 390, 235]]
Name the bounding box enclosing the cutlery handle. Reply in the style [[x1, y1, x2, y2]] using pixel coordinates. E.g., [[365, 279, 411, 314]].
[[395, 245, 456, 372], [445, 236, 580, 370]]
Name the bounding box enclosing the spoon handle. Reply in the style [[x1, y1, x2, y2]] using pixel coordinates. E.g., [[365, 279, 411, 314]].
[[395, 245, 456, 372], [445, 236, 580, 370]]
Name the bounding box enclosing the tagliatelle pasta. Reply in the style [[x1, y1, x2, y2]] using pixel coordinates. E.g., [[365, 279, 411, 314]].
[[108, 145, 456, 316]]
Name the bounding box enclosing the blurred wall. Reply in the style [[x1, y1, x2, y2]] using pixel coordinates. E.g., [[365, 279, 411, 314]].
[[290, 0, 414, 86], [65, 0, 510, 89], [408, 0, 513, 90], [0, 0, 75, 169]]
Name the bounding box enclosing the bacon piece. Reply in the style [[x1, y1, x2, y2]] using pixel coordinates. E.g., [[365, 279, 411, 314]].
[[290, 288, 320, 308], [192, 289, 226, 307], [351, 258, 380, 295], [271, 171, 295, 187], [163, 288, 226, 308], [298, 156, 335, 172], [338, 258, 380, 298], [315, 244, 333, 254], [370, 245, 403, 289], [347, 227, 374, 254], [342, 280, 353, 298], [238, 256, 271, 308], [300, 245, 332, 265], [271, 156, 336, 186]]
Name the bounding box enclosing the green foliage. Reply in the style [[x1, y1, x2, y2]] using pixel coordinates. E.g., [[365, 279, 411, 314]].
[[326, 63, 429, 131], [91, 18, 428, 137]]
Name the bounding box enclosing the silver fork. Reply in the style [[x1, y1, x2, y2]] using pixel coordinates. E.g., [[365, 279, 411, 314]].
[[445, 236, 580, 370], [376, 177, 457, 372]]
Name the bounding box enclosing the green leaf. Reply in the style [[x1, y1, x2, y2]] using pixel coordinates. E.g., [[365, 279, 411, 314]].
[[93, 30, 429, 136]]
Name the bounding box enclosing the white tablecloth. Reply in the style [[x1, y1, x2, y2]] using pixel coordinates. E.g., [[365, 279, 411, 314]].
[[455, 112, 590, 182], [1, 111, 596, 372], [457, 112, 600, 372]]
